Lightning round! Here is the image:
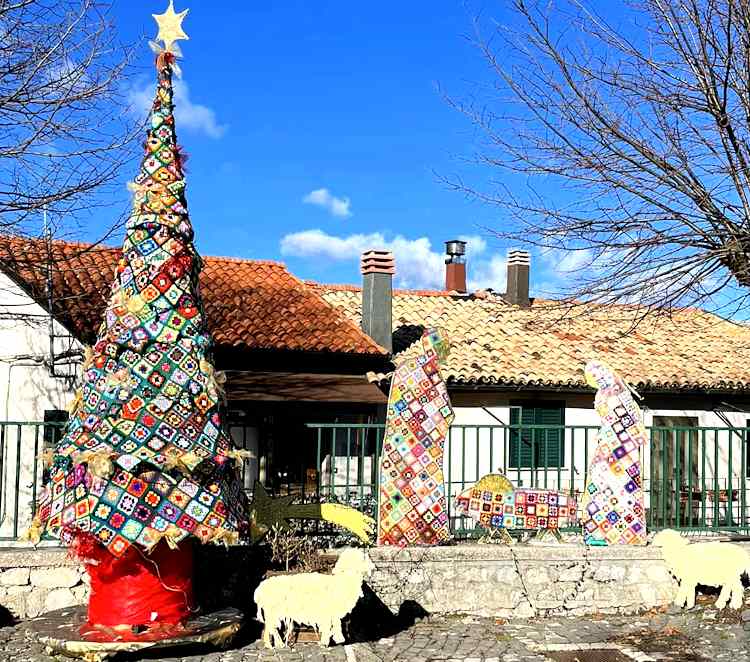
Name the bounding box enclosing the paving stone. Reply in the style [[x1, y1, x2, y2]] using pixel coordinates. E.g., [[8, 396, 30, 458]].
[[0, 605, 745, 661]]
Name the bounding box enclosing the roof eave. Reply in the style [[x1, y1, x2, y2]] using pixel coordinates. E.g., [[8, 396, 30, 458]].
[[445, 379, 750, 396]]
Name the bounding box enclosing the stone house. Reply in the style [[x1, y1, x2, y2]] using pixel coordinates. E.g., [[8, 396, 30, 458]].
[[0, 235, 390, 538], [312, 245, 750, 531], [2, 234, 750, 536]]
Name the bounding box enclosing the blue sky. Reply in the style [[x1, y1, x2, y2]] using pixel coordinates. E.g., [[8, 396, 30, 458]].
[[81, 1, 583, 294]]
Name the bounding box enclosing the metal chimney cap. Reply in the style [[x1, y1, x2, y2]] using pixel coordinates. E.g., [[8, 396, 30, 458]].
[[445, 240, 467, 257], [507, 249, 530, 265], [360, 250, 395, 275]]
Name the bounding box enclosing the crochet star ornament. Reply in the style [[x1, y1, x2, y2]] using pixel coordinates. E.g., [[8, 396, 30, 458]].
[[153, 0, 189, 54]]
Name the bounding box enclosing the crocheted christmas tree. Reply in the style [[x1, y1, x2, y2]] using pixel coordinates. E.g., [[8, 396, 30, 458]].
[[31, 20, 247, 558]]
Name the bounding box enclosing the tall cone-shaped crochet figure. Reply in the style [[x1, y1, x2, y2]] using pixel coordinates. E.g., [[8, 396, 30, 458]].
[[580, 360, 648, 545], [30, 2, 248, 630]]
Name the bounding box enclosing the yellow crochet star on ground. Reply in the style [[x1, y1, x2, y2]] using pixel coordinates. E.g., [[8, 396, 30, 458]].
[[153, 0, 189, 53]]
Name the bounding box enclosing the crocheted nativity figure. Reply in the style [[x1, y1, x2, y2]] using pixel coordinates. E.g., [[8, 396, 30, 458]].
[[580, 360, 648, 545], [377, 328, 454, 546]]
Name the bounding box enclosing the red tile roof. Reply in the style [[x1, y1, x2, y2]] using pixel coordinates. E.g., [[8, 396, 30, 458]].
[[0, 236, 386, 357], [313, 283, 750, 393], [10, 235, 750, 392]]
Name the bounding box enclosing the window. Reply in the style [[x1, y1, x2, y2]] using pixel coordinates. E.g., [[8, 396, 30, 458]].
[[43, 409, 68, 450], [508, 402, 564, 468], [42, 410, 68, 484], [651, 415, 699, 528]]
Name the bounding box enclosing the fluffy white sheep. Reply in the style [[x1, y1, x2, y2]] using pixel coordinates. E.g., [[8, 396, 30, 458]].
[[652, 529, 750, 609], [254, 548, 375, 648]]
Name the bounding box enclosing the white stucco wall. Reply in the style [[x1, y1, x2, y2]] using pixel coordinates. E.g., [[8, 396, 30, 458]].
[[0, 272, 81, 538], [0, 272, 80, 420]]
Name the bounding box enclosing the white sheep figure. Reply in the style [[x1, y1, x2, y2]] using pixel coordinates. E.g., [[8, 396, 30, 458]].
[[254, 547, 375, 648], [652, 529, 750, 609]]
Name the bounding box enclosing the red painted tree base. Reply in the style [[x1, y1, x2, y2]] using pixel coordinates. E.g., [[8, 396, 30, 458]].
[[30, 606, 242, 661], [79, 537, 194, 627]]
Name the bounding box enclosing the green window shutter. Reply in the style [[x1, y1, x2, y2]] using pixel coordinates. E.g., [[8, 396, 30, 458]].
[[533, 406, 564, 468], [509, 406, 535, 468], [509, 403, 564, 469]]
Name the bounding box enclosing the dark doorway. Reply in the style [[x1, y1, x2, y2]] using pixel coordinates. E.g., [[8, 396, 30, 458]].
[[650, 416, 699, 527]]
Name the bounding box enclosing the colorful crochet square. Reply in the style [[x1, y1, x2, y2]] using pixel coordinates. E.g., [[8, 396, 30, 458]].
[[581, 361, 648, 545], [377, 329, 454, 546], [454, 473, 577, 532], [33, 52, 247, 557], [510, 489, 576, 529]]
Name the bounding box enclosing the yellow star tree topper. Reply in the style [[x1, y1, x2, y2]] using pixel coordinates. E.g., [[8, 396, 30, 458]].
[[153, 0, 189, 54]]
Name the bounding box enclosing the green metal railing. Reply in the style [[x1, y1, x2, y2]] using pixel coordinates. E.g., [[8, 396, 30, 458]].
[[2, 420, 749, 542], [0, 421, 60, 540], [311, 423, 383, 520], [307, 423, 750, 537], [647, 426, 750, 533]]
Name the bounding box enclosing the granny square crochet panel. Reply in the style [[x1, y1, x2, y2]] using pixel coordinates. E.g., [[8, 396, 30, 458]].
[[509, 489, 576, 530], [377, 329, 454, 546], [35, 54, 247, 557], [457, 489, 576, 530], [454, 474, 577, 531], [581, 361, 648, 545]]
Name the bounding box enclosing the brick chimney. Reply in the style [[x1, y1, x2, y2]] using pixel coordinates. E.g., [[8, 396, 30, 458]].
[[506, 249, 530, 307], [361, 250, 394, 352], [445, 239, 467, 293]]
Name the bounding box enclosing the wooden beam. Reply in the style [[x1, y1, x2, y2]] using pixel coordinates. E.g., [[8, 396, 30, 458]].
[[225, 371, 387, 403]]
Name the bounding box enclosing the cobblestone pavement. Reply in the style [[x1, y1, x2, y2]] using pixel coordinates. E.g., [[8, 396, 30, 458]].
[[1, 601, 748, 661]]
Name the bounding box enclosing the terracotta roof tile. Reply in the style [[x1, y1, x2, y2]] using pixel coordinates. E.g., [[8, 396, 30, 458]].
[[0, 236, 385, 357], [313, 284, 750, 392]]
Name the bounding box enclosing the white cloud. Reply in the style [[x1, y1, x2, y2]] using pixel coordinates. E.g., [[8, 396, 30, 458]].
[[302, 188, 352, 219], [128, 79, 227, 139], [539, 247, 593, 275], [467, 255, 507, 292], [459, 234, 487, 258], [281, 229, 381, 260], [280, 229, 506, 291]]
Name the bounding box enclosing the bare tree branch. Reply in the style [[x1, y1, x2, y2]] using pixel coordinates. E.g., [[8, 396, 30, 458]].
[[0, 0, 138, 239], [445, 0, 750, 320]]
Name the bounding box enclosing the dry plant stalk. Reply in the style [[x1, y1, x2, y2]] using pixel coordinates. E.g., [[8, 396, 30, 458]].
[[267, 525, 319, 572]]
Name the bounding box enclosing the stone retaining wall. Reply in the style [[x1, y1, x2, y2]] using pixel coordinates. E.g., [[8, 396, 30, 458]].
[[367, 543, 685, 618], [0, 544, 268, 621], [0, 548, 85, 619], [1, 542, 746, 621]]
